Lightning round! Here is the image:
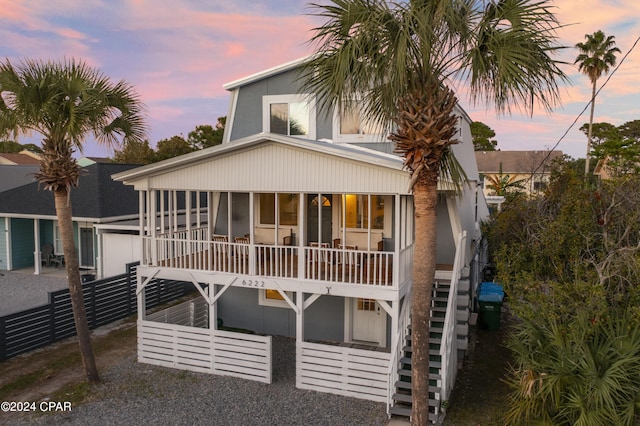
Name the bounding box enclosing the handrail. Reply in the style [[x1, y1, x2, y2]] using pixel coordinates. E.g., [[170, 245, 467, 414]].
[[386, 287, 412, 416], [438, 230, 466, 401]]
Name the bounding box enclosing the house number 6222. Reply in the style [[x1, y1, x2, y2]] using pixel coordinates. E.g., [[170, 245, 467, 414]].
[[242, 280, 265, 287]]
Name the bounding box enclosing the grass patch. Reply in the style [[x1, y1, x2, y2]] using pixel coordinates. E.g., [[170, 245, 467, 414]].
[[0, 316, 137, 402]]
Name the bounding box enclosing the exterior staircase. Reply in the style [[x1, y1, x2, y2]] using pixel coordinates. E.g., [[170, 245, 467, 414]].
[[389, 277, 469, 423]]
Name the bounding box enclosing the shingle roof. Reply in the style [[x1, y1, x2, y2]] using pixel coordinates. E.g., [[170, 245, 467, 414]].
[[0, 165, 39, 192], [0, 153, 41, 165], [475, 150, 563, 174], [0, 163, 141, 219]]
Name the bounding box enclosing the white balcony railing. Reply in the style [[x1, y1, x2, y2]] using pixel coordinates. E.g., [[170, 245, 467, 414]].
[[141, 234, 399, 287]]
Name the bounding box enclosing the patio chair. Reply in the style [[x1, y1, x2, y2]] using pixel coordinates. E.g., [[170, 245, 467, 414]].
[[41, 244, 54, 267]]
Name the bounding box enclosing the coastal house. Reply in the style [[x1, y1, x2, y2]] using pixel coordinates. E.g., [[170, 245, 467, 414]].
[[0, 163, 140, 277], [114, 57, 489, 421]]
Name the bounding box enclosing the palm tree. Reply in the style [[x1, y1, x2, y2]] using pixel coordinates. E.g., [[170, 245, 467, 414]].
[[575, 30, 620, 177], [300, 1, 566, 422], [0, 58, 147, 383]]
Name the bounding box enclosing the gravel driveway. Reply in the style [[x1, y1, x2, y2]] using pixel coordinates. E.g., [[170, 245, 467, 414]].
[[0, 270, 68, 316], [13, 336, 391, 426]]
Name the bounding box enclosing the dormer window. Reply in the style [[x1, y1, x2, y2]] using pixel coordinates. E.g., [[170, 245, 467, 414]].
[[263, 94, 316, 139], [333, 102, 386, 143]]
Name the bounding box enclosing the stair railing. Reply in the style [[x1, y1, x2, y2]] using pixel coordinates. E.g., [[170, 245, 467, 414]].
[[387, 287, 412, 416], [438, 230, 466, 401]]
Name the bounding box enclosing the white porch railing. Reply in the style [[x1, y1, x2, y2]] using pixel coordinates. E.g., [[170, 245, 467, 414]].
[[142, 235, 401, 287], [303, 246, 393, 286], [438, 231, 467, 401], [297, 341, 391, 402], [146, 297, 209, 328]]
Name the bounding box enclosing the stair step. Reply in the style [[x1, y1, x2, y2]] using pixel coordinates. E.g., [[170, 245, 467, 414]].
[[393, 392, 413, 403], [389, 406, 438, 422], [397, 369, 441, 381], [394, 380, 441, 394], [389, 405, 412, 417]]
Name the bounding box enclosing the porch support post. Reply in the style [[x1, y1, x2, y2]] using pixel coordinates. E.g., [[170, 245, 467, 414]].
[[295, 290, 304, 389], [209, 284, 218, 330], [137, 273, 147, 320], [151, 190, 158, 265], [393, 194, 401, 285], [249, 192, 255, 275], [391, 300, 399, 351], [33, 219, 41, 275], [296, 291, 304, 342], [297, 193, 305, 279]]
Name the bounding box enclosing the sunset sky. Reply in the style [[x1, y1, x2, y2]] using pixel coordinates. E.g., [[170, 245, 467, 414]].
[[1, 0, 639, 159]]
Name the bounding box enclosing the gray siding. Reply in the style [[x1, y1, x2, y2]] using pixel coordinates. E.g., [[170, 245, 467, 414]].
[[217, 286, 345, 342], [230, 70, 302, 141], [435, 202, 455, 265], [229, 68, 334, 142]]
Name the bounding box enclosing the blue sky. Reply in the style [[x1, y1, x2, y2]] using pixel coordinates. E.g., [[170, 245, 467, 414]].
[[1, 0, 639, 159]]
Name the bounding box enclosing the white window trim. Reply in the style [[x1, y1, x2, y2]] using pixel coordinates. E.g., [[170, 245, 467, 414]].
[[53, 222, 64, 255], [262, 94, 316, 140], [259, 289, 294, 308], [332, 103, 387, 143]]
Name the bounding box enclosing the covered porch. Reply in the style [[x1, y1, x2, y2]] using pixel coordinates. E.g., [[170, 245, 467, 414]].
[[138, 189, 414, 290]]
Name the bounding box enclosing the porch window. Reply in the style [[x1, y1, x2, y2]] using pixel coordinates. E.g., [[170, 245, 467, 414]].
[[259, 193, 299, 226], [259, 289, 293, 308], [263, 94, 316, 139], [344, 194, 384, 230], [53, 222, 64, 255]]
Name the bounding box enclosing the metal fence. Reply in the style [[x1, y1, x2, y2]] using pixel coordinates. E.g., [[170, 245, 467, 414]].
[[0, 262, 189, 361]]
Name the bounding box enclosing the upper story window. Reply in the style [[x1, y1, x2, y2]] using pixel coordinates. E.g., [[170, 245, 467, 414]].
[[333, 102, 386, 143], [263, 95, 316, 139]]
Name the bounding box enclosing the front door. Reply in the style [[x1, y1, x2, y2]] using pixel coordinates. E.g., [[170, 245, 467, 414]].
[[351, 298, 386, 346], [80, 227, 94, 268], [307, 194, 332, 245]]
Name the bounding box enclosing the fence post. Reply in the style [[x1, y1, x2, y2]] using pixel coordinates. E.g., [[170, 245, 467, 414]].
[[49, 292, 56, 343], [126, 263, 133, 316], [90, 282, 97, 329], [0, 316, 5, 361]]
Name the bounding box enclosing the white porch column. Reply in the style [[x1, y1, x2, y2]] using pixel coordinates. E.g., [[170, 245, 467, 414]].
[[249, 192, 255, 275], [295, 290, 304, 388], [96, 229, 103, 279], [33, 219, 41, 275]]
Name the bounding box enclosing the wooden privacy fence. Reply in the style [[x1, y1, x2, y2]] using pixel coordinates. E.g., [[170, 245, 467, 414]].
[[297, 341, 391, 402], [0, 262, 190, 361]]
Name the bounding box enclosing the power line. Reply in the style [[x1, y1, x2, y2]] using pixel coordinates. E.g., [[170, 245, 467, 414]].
[[488, 34, 640, 203]]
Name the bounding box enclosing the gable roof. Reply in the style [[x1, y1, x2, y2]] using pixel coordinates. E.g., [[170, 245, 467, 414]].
[[114, 133, 420, 194], [223, 56, 311, 91], [0, 165, 39, 192], [0, 163, 141, 220], [475, 150, 563, 174]]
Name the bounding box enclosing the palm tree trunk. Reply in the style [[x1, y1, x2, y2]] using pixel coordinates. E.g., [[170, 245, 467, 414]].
[[411, 170, 439, 425], [54, 189, 100, 383], [585, 81, 597, 177]]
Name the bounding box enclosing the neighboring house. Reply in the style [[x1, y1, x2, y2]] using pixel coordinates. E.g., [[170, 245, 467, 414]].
[[0, 150, 41, 165], [476, 150, 563, 210], [0, 163, 140, 278], [594, 156, 640, 180], [113, 57, 489, 421]]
